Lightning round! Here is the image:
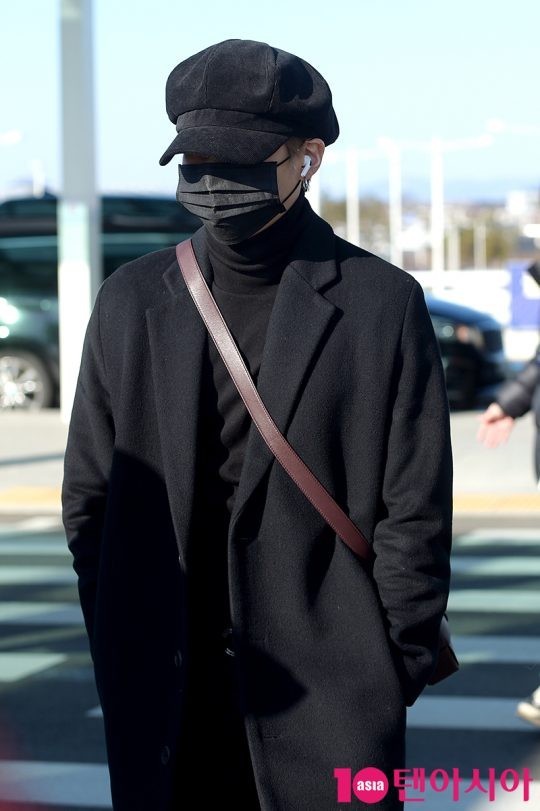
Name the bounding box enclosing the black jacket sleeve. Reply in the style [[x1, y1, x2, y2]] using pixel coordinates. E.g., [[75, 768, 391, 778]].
[[495, 345, 540, 419], [372, 279, 454, 707], [61, 281, 115, 661]]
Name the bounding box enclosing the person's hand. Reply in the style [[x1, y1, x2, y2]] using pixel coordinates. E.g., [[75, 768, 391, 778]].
[[476, 402, 515, 448]]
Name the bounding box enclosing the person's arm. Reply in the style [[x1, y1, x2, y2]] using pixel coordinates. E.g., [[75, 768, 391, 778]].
[[61, 282, 115, 662], [477, 347, 540, 448], [494, 348, 540, 419], [476, 402, 515, 448], [372, 279, 453, 707]]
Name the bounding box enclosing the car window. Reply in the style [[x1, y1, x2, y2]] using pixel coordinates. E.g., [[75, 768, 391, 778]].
[[101, 232, 196, 277], [0, 236, 57, 296], [0, 195, 200, 300], [0, 195, 200, 233], [0, 198, 57, 219], [0, 230, 198, 297]]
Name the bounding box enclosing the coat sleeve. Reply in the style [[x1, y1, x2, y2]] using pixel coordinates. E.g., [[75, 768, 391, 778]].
[[371, 278, 453, 707], [61, 281, 115, 662], [495, 345, 540, 419]]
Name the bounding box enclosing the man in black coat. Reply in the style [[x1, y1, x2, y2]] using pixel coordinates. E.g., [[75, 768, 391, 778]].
[[61, 39, 453, 810]]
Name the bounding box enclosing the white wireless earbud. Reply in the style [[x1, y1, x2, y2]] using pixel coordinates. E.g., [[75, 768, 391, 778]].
[[300, 156, 312, 178]]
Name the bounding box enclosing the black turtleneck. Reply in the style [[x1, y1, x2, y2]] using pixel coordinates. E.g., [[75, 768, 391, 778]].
[[207, 187, 308, 292], [194, 190, 310, 509], [188, 190, 311, 637]]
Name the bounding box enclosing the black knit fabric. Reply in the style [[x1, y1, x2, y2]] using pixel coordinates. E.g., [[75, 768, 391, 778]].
[[188, 190, 311, 638], [204, 191, 310, 505]]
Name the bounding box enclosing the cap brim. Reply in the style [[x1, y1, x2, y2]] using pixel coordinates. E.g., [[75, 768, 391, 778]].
[[158, 127, 291, 166]]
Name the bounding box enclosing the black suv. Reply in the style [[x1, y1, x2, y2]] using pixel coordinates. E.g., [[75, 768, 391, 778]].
[[0, 194, 200, 409], [425, 293, 508, 409]]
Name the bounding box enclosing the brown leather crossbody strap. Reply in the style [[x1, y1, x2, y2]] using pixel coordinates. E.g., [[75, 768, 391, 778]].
[[175, 238, 373, 562]]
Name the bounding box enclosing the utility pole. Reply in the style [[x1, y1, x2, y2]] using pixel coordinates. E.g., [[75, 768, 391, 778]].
[[430, 138, 445, 291], [346, 148, 360, 246], [58, 0, 101, 423], [474, 223, 487, 269], [447, 224, 461, 270], [378, 138, 403, 268]]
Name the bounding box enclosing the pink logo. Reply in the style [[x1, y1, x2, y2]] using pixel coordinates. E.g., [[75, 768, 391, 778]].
[[335, 767, 389, 804], [335, 765, 534, 803]]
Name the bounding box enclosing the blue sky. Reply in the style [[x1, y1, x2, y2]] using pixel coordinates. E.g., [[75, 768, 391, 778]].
[[1, 0, 539, 201]]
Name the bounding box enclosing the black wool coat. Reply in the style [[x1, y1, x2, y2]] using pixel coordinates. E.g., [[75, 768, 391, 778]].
[[61, 204, 453, 811]]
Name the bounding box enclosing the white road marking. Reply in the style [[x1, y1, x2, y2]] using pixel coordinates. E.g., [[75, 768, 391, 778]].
[[0, 652, 67, 682], [0, 565, 75, 584], [0, 602, 83, 625], [451, 556, 540, 576], [454, 529, 540, 546], [407, 696, 540, 732], [452, 635, 540, 664], [0, 540, 68, 555], [0, 516, 64, 534], [448, 589, 540, 612], [0, 760, 112, 807]]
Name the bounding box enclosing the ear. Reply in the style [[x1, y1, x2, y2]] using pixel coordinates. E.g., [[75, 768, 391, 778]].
[[302, 138, 325, 179]]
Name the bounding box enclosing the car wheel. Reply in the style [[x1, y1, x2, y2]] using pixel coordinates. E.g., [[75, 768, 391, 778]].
[[0, 351, 54, 410]]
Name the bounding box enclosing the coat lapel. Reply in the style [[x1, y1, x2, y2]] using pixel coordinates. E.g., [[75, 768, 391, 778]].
[[146, 209, 341, 566], [228, 241, 340, 537], [145, 260, 210, 571]]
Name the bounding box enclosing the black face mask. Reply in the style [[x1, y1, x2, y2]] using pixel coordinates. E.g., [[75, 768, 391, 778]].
[[176, 155, 302, 245]]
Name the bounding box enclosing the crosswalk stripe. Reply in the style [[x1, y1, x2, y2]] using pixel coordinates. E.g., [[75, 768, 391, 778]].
[[0, 566, 75, 584], [452, 635, 540, 664], [454, 529, 540, 546], [457, 528, 540, 539], [0, 760, 112, 807], [451, 556, 540, 575], [0, 653, 67, 682], [407, 696, 539, 732], [0, 540, 68, 555], [0, 602, 83, 625], [448, 589, 540, 612], [0, 517, 64, 534]]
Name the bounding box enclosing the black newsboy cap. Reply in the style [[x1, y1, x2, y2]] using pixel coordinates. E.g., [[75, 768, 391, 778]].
[[159, 38, 339, 166]]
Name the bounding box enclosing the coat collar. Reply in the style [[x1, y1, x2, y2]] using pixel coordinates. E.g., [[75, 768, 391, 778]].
[[146, 205, 341, 569]]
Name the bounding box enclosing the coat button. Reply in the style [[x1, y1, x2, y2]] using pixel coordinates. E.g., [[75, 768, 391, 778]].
[[161, 745, 170, 765], [174, 650, 183, 668], [222, 627, 236, 657]]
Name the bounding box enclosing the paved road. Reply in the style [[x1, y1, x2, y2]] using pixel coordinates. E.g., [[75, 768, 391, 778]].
[[1, 409, 540, 517], [0, 513, 539, 809]]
